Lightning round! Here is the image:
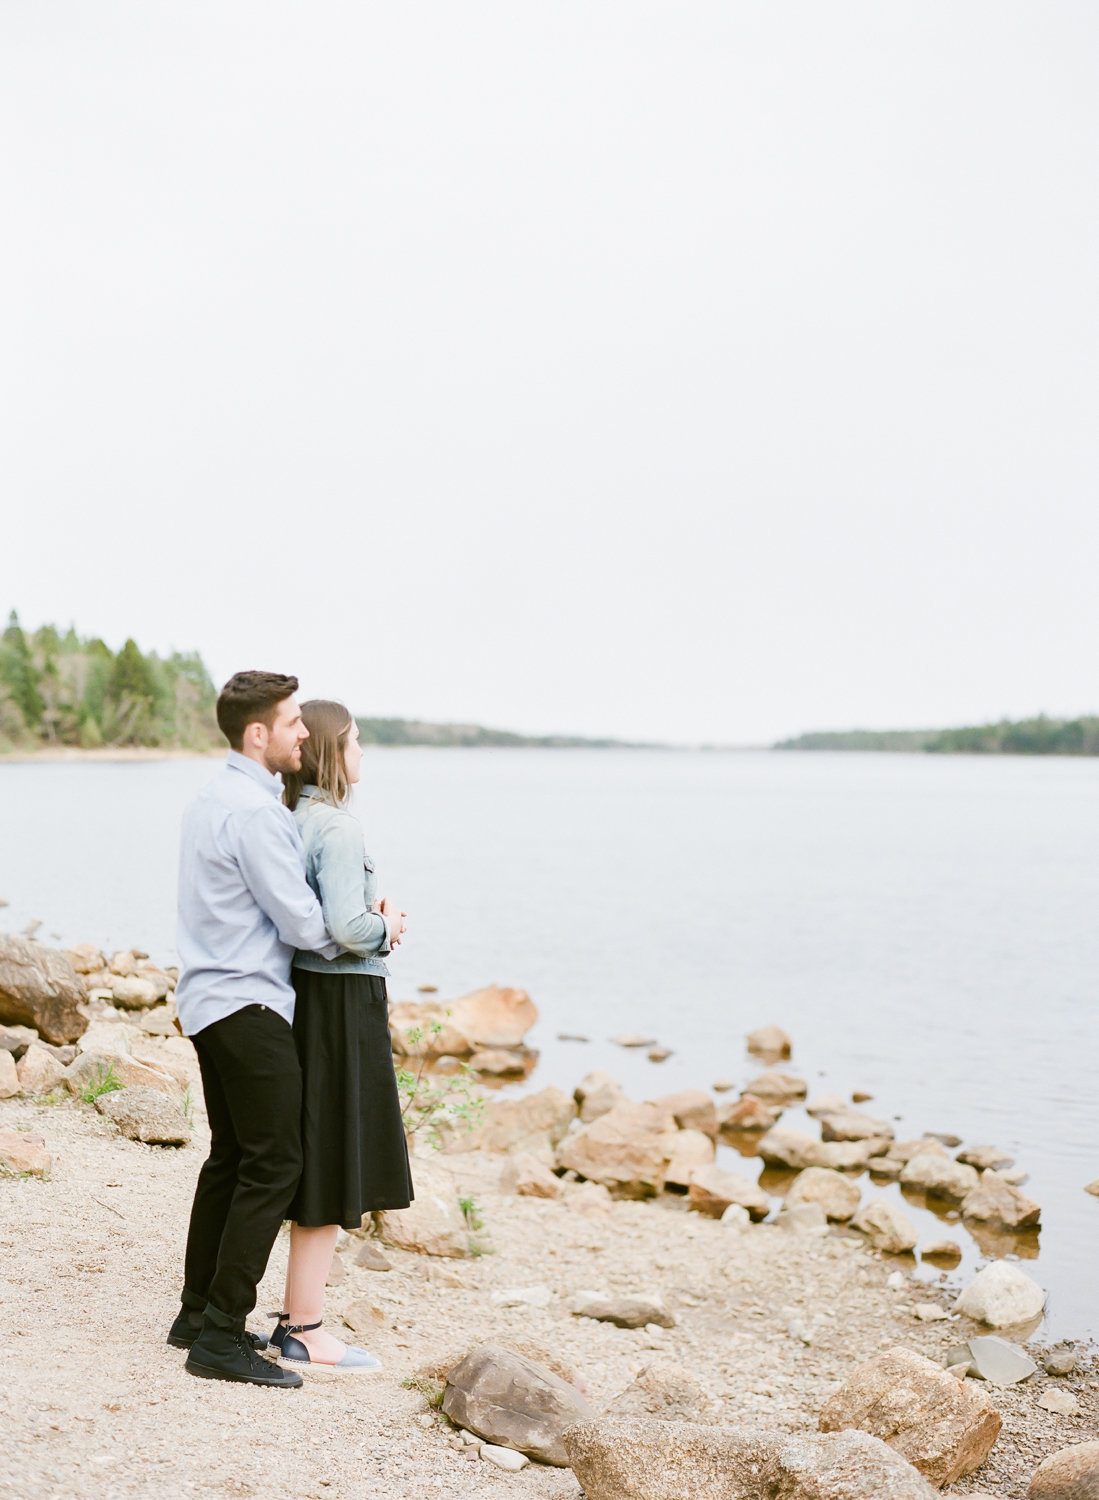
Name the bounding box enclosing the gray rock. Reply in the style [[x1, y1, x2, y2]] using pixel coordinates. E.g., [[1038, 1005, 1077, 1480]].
[[1044, 1349, 1078, 1377], [0, 934, 89, 1044], [763, 1428, 940, 1499], [95, 1086, 190, 1145], [1028, 1441, 1099, 1498], [965, 1335, 1038, 1385], [441, 1344, 594, 1466], [954, 1261, 1046, 1327], [572, 1290, 675, 1329], [608, 1359, 712, 1423], [562, 1417, 776, 1500], [818, 1345, 1002, 1488]]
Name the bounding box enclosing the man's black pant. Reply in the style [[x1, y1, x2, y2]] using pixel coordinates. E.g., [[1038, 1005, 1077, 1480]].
[[182, 1004, 302, 1331]]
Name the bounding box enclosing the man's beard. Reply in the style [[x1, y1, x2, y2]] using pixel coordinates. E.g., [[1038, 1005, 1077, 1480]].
[[264, 743, 302, 777]]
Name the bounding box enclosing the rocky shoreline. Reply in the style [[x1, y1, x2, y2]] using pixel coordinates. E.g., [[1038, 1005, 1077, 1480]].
[[2, 932, 1098, 1498]]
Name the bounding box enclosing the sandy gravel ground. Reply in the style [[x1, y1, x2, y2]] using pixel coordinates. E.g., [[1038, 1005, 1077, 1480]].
[[2, 1051, 1097, 1500]]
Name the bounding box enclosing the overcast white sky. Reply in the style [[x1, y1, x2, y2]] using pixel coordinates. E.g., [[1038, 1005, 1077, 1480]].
[[1, 3, 1096, 744]]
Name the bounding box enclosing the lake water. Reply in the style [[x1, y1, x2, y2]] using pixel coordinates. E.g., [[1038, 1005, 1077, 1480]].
[[2, 749, 1096, 1342]]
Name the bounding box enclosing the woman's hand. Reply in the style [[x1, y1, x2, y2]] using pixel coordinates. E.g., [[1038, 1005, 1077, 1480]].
[[380, 896, 407, 946]]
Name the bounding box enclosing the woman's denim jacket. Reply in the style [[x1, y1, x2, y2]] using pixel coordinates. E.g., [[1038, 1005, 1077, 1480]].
[[291, 787, 390, 977]]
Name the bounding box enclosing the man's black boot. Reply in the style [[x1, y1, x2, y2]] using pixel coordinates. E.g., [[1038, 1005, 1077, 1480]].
[[185, 1325, 302, 1388], [168, 1305, 270, 1352]]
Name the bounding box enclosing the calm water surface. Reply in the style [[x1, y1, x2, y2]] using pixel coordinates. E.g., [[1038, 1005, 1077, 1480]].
[[1, 750, 1096, 1340]]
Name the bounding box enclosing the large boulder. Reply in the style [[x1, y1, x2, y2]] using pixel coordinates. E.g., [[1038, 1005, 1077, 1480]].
[[0, 1128, 52, 1177], [851, 1199, 918, 1253], [447, 985, 538, 1049], [608, 1360, 713, 1423], [900, 1153, 979, 1203], [64, 1051, 181, 1100], [0, 935, 88, 1044], [664, 1129, 716, 1190], [1028, 1442, 1099, 1499], [961, 1172, 1041, 1230], [440, 1085, 575, 1156], [556, 1100, 678, 1199], [562, 1417, 774, 1500], [651, 1089, 718, 1139], [389, 1002, 473, 1058], [784, 1167, 860, 1222], [818, 1346, 1001, 1487], [688, 1165, 770, 1221], [953, 1261, 1045, 1327], [95, 1087, 190, 1146], [763, 1429, 940, 1499], [442, 1344, 593, 1466]]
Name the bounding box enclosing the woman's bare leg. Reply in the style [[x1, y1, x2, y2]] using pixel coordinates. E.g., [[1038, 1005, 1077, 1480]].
[[283, 1222, 348, 1363]]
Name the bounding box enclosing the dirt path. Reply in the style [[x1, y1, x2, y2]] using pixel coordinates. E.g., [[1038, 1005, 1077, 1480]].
[[2, 1053, 1096, 1500]]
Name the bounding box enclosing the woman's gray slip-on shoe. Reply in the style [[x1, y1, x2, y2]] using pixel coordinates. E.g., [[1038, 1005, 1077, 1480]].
[[279, 1329, 382, 1375]]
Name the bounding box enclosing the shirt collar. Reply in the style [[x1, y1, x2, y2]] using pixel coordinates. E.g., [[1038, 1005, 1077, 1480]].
[[226, 748, 284, 799]]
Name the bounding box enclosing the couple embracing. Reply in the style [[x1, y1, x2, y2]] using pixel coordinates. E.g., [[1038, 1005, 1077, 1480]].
[[167, 671, 413, 1390]]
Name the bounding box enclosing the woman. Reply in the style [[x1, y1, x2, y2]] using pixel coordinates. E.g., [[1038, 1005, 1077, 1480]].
[[272, 699, 412, 1372]]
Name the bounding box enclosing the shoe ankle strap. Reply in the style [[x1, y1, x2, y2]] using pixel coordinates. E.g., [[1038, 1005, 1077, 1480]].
[[286, 1320, 323, 1335]]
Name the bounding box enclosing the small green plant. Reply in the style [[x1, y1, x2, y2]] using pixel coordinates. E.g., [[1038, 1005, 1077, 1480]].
[[396, 1015, 486, 1151], [401, 1374, 445, 1408], [458, 1195, 483, 1232], [78, 1063, 123, 1104], [181, 1085, 194, 1127]]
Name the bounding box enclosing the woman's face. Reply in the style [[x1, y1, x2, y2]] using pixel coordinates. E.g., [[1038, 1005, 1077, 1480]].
[[342, 717, 363, 785]]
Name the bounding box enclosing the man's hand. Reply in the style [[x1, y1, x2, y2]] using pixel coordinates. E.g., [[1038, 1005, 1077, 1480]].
[[380, 896, 407, 946]]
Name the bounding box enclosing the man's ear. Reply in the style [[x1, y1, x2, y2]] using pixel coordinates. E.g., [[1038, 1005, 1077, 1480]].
[[243, 720, 268, 751]]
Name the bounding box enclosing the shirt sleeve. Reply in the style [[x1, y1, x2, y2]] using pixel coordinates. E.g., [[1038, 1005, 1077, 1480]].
[[233, 802, 342, 959], [313, 813, 391, 956]]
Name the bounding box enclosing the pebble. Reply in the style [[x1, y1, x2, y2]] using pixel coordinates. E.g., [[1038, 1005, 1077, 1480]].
[[886, 1271, 906, 1291], [913, 1302, 951, 1321], [480, 1444, 529, 1471], [1045, 1349, 1079, 1377]]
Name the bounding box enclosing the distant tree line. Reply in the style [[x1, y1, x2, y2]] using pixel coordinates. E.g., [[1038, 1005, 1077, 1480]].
[[776, 715, 1099, 756], [355, 717, 632, 749], [0, 611, 220, 752]]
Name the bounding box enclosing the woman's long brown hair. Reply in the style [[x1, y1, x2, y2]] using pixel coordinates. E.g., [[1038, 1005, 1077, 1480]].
[[283, 699, 355, 811]]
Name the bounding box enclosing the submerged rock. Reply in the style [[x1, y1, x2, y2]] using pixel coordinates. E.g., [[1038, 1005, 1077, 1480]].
[[961, 1171, 1041, 1230], [900, 1153, 979, 1203], [784, 1167, 860, 1222]]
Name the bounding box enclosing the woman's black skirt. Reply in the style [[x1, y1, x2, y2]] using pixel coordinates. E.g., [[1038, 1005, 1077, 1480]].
[[288, 969, 414, 1230]]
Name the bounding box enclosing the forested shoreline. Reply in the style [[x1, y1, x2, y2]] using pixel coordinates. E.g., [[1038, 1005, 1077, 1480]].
[[776, 716, 1099, 755]]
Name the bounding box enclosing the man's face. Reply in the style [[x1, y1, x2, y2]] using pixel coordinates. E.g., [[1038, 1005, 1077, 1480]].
[[260, 695, 308, 776]]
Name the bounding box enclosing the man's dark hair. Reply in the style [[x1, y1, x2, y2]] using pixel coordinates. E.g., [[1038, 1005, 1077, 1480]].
[[216, 671, 299, 750]]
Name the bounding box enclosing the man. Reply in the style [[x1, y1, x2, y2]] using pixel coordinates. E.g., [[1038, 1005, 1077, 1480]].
[[168, 671, 342, 1389]]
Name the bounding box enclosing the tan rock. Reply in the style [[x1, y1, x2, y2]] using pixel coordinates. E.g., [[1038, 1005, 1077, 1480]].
[[759, 1127, 884, 1173], [110, 975, 161, 1010], [785, 1167, 860, 1221], [469, 1048, 529, 1076], [0, 1023, 38, 1057], [563, 1180, 613, 1218], [818, 1345, 1001, 1487], [608, 1360, 712, 1423], [440, 1085, 574, 1156], [961, 1172, 1041, 1230], [746, 1023, 792, 1060], [0, 1047, 19, 1098], [743, 1069, 807, 1103], [572, 1291, 675, 1329], [0, 934, 89, 1044], [900, 1153, 980, 1203], [819, 1109, 894, 1143], [651, 1089, 717, 1138], [953, 1261, 1045, 1326], [764, 1428, 940, 1499], [64, 943, 106, 974], [342, 1297, 385, 1333], [956, 1145, 1014, 1171], [139, 1006, 181, 1037], [806, 1093, 849, 1119], [135, 962, 175, 998], [95, 1086, 190, 1146], [575, 1071, 626, 1123], [851, 1199, 919, 1253], [499, 1151, 561, 1199], [1028, 1441, 1099, 1498], [921, 1240, 962, 1264], [442, 1344, 593, 1465], [717, 1095, 779, 1134], [555, 1100, 677, 1199], [447, 984, 537, 1049], [687, 1164, 769, 1221], [890, 1138, 951, 1163], [16, 1043, 65, 1095], [64, 1052, 181, 1100], [0, 1128, 51, 1177], [663, 1129, 716, 1190], [389, 1005, 473, 1058], [374, 1159, 471, 1257], [563, 1418, 772, 1500], [76, 1021, 137, 1057], [354, 1239, 392, 1271], [108, 950, 138, 976]]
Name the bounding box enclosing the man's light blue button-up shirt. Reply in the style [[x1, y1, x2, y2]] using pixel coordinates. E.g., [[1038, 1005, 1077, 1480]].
[[175, 750, 341, 1036]]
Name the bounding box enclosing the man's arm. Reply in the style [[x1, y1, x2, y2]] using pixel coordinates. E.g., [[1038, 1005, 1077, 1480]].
[[234, 803, 342, 958]]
